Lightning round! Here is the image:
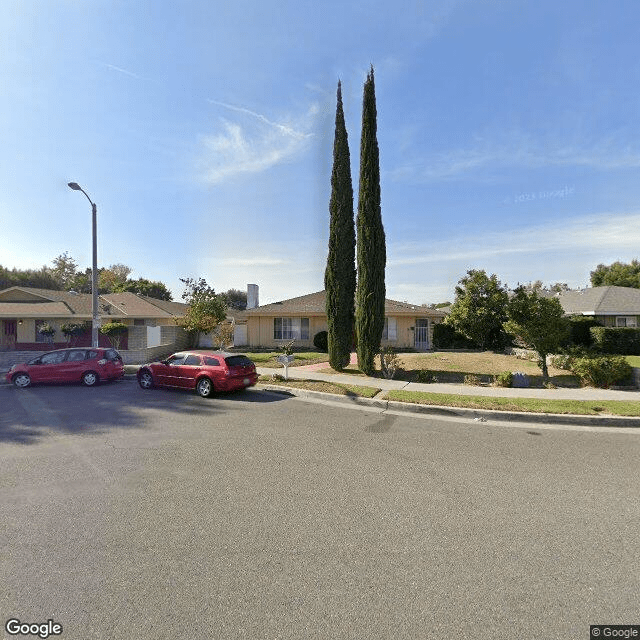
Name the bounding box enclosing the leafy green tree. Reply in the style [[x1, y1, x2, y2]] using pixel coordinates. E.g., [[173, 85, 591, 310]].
[[221, 288, 247, 310], [445, 270, 509, 350], [49, 252, 79, 289], [99, 321, 128, 350], [590, 259, 640, 288], [355, 67, 386, 376], [117, 278, 173, 301], [325, 80, 356, 371], [504, 286, 569, 379], [99, 263, 132, 292], [177, 277, 227, 346]]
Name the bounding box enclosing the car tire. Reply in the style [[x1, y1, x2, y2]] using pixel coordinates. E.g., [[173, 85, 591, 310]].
[[82, 371, 99, 387], [138, 371, 154, 390], [13, 373, 31, 389], [196, 377, 213, 398]]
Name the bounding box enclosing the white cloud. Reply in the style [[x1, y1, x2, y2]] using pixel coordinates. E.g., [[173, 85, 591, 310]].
[[392, 131, 640, 183], [199, 100, 316, 184]]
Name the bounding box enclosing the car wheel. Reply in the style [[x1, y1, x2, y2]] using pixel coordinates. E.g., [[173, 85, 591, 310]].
[[82, 371, 99, 387], [138, 371, 154, 389], [13, 373, 31, 389], [196, 377, 213, 398]]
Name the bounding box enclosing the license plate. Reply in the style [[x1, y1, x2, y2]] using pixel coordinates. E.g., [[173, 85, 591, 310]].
[[243, 378, 250, 385]]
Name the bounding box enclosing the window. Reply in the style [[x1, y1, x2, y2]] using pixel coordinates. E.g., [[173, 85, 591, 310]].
[[616, 316, 637, 328], [35, 320, 51, 343], [382, 317, 397, 341], [274, 317, 309, 340], [67, 350, 87, 362], [225, 355, 253, 367], [41, 351, 66, 365], [204, 357, 220, 366], [166, 354, 186, 366], [184, 355, 201, 366]]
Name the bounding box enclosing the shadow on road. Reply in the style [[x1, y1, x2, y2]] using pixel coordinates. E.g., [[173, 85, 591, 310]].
[[0, 379, 288, 446]]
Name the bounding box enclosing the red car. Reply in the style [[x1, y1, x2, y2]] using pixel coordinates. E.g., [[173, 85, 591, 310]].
[[137, 350, 258, 398], [7, 347, 124, 388]]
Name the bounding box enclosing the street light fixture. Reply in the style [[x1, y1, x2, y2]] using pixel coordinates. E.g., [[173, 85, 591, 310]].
[[67, 182, 99, 348]]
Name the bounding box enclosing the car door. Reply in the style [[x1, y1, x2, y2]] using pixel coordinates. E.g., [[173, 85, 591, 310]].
[[177, 354, 202, 389], [35, 350, 68, 382], [160, 354, 186, 387], [57, 349, 88, 381]]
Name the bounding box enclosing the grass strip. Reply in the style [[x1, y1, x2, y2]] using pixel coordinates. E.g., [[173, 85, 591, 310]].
[[258, 376, 381, 398], [245, 352, 330, 367], [384, 390, 640, 416]]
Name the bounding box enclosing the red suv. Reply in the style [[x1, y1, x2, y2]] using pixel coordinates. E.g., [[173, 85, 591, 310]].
[[137, 350, 258, 398], [7, 348, 124, 388]]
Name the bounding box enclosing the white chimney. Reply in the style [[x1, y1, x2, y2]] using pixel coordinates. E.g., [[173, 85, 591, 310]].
[[247, 284, 259, 309]]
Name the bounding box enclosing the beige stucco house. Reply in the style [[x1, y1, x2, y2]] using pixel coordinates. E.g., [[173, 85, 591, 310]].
[[0, 286, 188, 355], [244, 290, 446, 350]]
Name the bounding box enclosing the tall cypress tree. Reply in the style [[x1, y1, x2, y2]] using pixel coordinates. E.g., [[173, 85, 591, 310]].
[[325, 81, 356, 370], [356, 66, 386, 376]]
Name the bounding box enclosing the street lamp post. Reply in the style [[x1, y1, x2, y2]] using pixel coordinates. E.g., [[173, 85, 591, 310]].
[[67, 182, 99, 348]]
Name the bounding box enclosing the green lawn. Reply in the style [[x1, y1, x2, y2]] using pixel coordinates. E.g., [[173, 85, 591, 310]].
[[258, 375, 380, 398], [384, 389, 640, 416], [626, 356, 640, 368], [243, 351, 330, 367]]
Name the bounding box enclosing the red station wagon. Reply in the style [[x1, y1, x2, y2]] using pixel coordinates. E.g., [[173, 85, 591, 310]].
[[6, 347, 125, 388], [137, 350, 258, 398]]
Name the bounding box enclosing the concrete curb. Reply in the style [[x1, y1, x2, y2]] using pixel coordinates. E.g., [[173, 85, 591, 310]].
[[257, 384, 640, 428]]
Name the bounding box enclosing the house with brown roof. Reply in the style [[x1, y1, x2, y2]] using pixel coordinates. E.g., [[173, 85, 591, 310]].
[[556, 286, 640, 327], [244, 289, 446, 350], [0, 286, 189, 356]]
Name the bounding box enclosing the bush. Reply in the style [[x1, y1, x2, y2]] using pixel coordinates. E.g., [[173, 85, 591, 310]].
[[414, 370, 438, 383], [493, 371, 513, 387], [433, 323, 477, 349], [590, 327, 640, 355], [380, 347, 401, 379], [464, 374, 482, 386], [570, 355, 633, 388], [313, 331, 328, 352], [564, 316, 601, 348]]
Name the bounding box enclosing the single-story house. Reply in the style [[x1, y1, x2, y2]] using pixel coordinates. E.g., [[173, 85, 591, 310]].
[[0, 286, 189, 352], [556, 286, 640, 327], [244, 289, 446, 350]]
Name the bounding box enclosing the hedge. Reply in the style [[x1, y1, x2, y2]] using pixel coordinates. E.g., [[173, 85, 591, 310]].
[[589, 327, 640, 355]]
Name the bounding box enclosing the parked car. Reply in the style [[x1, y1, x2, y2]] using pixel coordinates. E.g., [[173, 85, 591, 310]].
[[6, 347, 124, 388], [137, 350, 258, 398]]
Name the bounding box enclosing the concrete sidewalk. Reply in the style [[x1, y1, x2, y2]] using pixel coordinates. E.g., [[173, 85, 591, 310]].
[[258, 366, 640, 402]]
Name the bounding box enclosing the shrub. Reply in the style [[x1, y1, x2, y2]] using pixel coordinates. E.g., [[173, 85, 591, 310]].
[[313, 330, 328, 352], [414, 370, 438, 383], [433, 323, 477, 349], [464, 374, 482, 386], [590, 327, 640, 355], [380, 347, 401, 379], [99, 321, 128, 349], [570, 355, 633, 388], [493, 371, 513, 387], [564, 316, 601, 348], [61, 322, 87, 343]]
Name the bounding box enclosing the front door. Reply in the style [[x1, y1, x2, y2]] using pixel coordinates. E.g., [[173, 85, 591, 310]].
[[1, 320, 17, 350], [414, 318, 429, 350]]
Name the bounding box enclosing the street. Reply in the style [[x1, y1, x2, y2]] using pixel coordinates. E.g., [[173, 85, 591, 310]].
[[1, 379, 640, 640]]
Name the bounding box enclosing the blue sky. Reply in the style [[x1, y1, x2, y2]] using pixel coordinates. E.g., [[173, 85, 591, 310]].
[[2, 0, 640, 304]]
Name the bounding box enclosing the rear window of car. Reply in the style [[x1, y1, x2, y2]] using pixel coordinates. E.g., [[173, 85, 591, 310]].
[[105, 349, 121, 361], [224, 355, 253, 367], [87, 350, 100, 360], [184, 355, 201, 366], [203, 357, 220, 366]]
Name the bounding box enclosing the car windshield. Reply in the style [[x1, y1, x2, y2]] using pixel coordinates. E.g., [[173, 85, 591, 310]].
[[225, 355, 253, 367]]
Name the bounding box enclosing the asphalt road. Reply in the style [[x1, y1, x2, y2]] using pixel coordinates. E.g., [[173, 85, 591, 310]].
[[1, 379, 639, 640]]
